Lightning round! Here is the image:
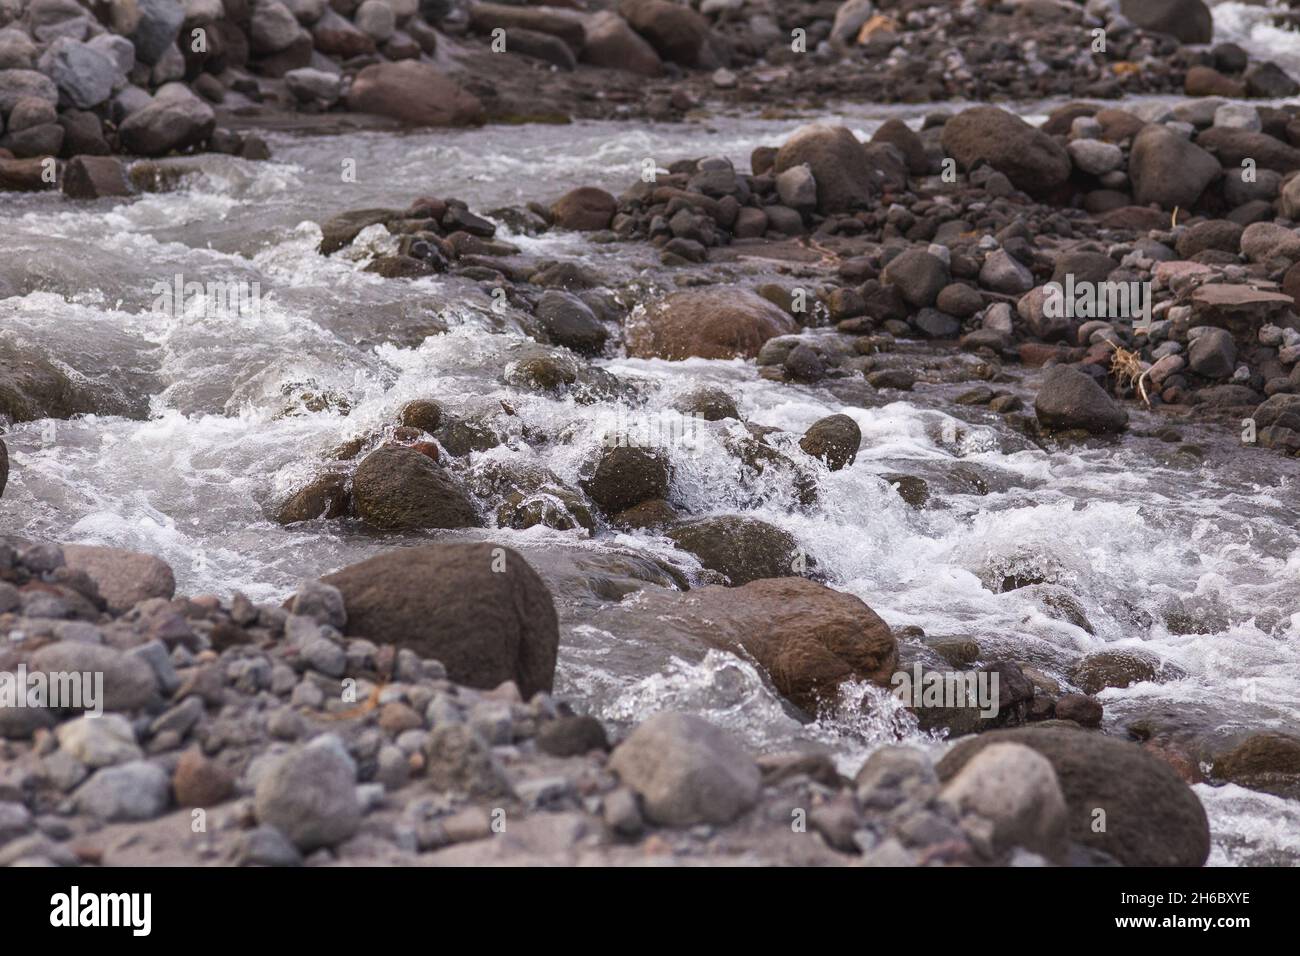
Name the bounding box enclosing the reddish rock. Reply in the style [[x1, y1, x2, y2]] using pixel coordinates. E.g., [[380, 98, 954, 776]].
[[346, 61, 484, 127], [550, 186, 617, 231], [626, 287, 797, 361]]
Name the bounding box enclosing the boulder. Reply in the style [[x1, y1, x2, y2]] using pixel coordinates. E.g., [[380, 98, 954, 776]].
[[1128, 124, 1220, 210], [62, 544, 175, 614], [0, 339, 98, 422], [1212, 733, 1300, 799], [131, 0, 186, 65], [667, 515, 801, 585], [346, 61, 484, 127], [617, 0, 724, 69], [117, 94, 215, 156], [581, 10, 661, 76], [468, 2, 586, 51], [1119, 0, 1212, 44], [799, 413, 861, 471], [626, 287, 797, 361], [0, 69, 58, 114], [870, 117, 928, 176], [937, 726, 1211, 867], [351, 445, 481, 531], [580, 444, 670, 513], [939, 741, 1068, 860], [1034, 365, 1128, 434], [882, 248, 949, 308], [1239, 222, 1300, 263], [253, 736, 361, 850], [60, 155, 131, 199], [609, 712, 759, 826], [29, 641, 158, 712], [550, 186, 616, 231], [774, 124, 874, 214], [1197, 127, 1300, 174], [940, 106, 1071, 197], [321, 542, 559, 697], [36, 38, 117, 109], [1187, 327, 1236, 379]]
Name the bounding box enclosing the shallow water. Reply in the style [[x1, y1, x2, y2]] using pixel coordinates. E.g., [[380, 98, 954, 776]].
[[3, 6, 1300, 865]]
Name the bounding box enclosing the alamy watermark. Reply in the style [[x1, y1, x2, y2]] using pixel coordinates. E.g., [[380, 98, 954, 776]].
[[890, 663, 1000, 719], [0, 665, 103, 717], [601, 409, 707, 451], [1043, 275, 1152, 331], [150, 273, 262, 321]]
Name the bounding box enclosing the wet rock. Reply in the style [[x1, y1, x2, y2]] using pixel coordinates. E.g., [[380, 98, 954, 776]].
[[75, 760, 170, 822], [580, 444, 670, 514], [1034, 365, 1128, 435], [1252, 393, 1300, 453], [1120, 0, 1212, 44], [62, 544, 174, 614], [352, 445, 481, 531], [618, 0, 725, 70], [117, 91, 215, 156], [611, 498, 678, 531], [1128, 124, 1220, 210], [322, 542, 559, 698], [1069, 649, 1167, 694], [939, 741, 1067, 860], [345, 61, 484, 127], [1053, 694, 1102, 727], [550, 186, 616, 232], [60, 155, 131, 199], [536, 715, 609, 757], [940, 106, 1070, 197], [1244, 61, 1300, 100], [275, 471, 349, 524], [254, 736, 361, 851], [937, 726, 1211, 867], [799, 413, 861, 471], [0, 339, 99, 421], [774, 124, 874, 214], [627, 287, 797, 361], [667, 516, 801, 586], [882, 248, 949, 308], [1212, 733, 1300, 799], [535, 290, 607, 356], [671, 385, 738, 422], [609, 712, 759, 827]]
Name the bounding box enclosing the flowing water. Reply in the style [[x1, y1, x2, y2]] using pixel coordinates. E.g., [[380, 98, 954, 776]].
[[3, 4, 1300, 867]]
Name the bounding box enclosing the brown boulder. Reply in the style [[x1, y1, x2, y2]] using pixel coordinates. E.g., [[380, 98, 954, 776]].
[[940, 106, 1071, 197], [774, 124, 874, 214], [60, 155, 131, 200], [62, 544, 176, 614], [618, 0, 725, 69], [346, 61, 484, 127], [321, 542, 559, 698], [352, 445, 481, 531], [582, 11, 661, 76], [626, 287, 797, 361], [550, 186, 617, 231]]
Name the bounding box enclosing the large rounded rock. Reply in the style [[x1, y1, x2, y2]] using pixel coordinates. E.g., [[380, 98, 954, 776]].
[[29, 642, 158, 713], [582, 11, 661, 76], [254, 736, 361, 851], [1034, 365, 1128, 435], [36, 38, 117, 109], [549, 186, 616, 231], [131, 0, 186, 65], [642, 578, 898, 715], [940, 107, 1071, 197], [883, 248, 950, 308], [617, 0, 724, 69], [352, 445, 481, 531], [0, 340, 98, 422], [1129, 124, 1220, 210], [939, 742, 1068, 860], [346, 61, 484, 127], [1120, 0, 1213, 45], [62, 544, 175, 614], [774, 124, 874, 214], [1212, 733, 1300, 799], [799, 414, 861, 471], [937, 726, 1211, 866], [321, 542, 559, 697], [535, 290, 608, 355], [667, 515, 801, 585], [609, 712, 759, 826], [626, 287, 797, 361], [117, 94, 215, 156], [1252, 393, 1300, 452], [580, 444, 670, 514]]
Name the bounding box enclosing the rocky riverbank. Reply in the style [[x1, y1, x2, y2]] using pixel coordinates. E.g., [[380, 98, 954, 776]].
[[0, 535, 1233, 866]]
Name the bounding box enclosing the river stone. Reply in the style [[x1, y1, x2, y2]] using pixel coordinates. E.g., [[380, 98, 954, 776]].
[[937, 726, 1211, 866], [253, 735, 361, 850], [671, 385, 738, 422], [1069, 649, 1170, 694], [321, 542, 559, 697], [579, 444, 670, 513], [250, 1, 301, 54], [1066, 138, 1123, 176], [1119, 0, 1212, 44], [172, 748, 236, 807], [30, 641, 158, 712], [354, 0, 396, 42], [799, 413, 861, 471], [582, 10, 661, 77], [56, 714, 141, 768], [979, 249, 1034, 295], [62, 544, 175, 614], [36, 38, 117, 109], [131, 0, 186, 64], [940, 106, 1071, 197], [774, 124, 874, 214], [550, 186, 616, 231], [1197, 127, 1300, 174], [609, 712, 760, 826], [1187, 326, 1236, 379], [75, 760, 170, 821], [1034, 365, 1128, 434], [618, 0, 724, 70], [61, 155, 131, 199], [346, 61, 484, 127], [536, 715, 609, 757], [939, 741, 1067, 860], [1252, 393, 1300, 452], [1128, 124, 1220, 210], [1239, 222, 1300, 263], [882, 248, 949, 308], [117, 93, 215, 156], [1212, 733, 1300, 799], [0, 69, 58, 114], [871, 118, 928, 175], [352, 445, 481, 531], [627, 287, 797, 361], [667, 516, 801, 585]]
